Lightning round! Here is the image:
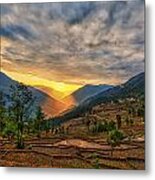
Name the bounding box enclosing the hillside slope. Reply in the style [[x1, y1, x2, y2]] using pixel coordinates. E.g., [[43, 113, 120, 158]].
[[49, 72, 145, 126], [0, 72, 66, 117], [63, 84, 113, 106], [82, 72, 145, 107]]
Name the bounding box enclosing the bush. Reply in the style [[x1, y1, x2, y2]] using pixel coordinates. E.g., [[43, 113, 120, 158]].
[[107, 129, 124, 156], [90, 120, 116, 133], [2, 120, 17, 139], [108, 130, 124, 143]]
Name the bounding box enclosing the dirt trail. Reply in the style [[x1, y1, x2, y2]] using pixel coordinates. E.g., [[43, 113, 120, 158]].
[[54, 139, 110, 149]]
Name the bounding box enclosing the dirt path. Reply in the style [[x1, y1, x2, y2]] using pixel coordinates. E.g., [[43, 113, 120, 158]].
[[53, 139, 109, 149]]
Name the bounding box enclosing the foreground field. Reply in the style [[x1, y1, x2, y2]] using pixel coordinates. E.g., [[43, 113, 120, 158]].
[[0, 124, 145, 169], [0, 102, 145, 169], [0, 136, 144, 169]]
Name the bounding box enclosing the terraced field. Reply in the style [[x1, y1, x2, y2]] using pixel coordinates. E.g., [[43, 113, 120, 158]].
[[0, 102, 145, 169], [0, 136, 144, 169]]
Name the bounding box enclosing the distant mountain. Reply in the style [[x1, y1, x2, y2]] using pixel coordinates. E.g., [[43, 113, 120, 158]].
[[63, 84, 113, 106], [0, 72, 18, 92], [82, 72, 145, 107], [49, 72, 145, 126], [0, 72, 66, 117]]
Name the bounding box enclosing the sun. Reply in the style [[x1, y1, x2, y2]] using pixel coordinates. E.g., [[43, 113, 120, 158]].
[[1, 69, 81, 98], [53, 81, 78, 93]]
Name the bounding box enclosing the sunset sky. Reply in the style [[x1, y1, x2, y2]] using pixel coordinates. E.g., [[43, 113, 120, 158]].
[[0, 0, 144, 98]]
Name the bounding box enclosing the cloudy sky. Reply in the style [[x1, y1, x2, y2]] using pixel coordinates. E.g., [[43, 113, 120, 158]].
[[0, 0, 144, 95]]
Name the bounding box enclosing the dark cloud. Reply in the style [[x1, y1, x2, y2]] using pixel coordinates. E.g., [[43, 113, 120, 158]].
[[0, 24, 35, 40], [1, 0, 145, 85], [48, 2, 96, 25]]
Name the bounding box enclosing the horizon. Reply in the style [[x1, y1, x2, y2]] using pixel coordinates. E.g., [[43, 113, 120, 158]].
[[0, 69, 144, 99], [0, 1, 144, 100]]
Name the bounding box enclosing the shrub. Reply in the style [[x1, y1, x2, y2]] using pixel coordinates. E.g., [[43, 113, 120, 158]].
[[107, 129, 124, 156], [90, 120, 116, 133]]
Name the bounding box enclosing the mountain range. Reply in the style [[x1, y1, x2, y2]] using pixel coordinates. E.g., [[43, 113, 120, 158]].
[[82, 72, 145, 107], [0, 72, 66, 117], [63, 84, 113, 106], [49, 72, 145, 126], [0, 71, 145, 121]]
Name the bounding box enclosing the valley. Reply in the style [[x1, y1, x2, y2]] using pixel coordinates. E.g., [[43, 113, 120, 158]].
[[0, 0, 145, 170], [0, 72, 145, 169]]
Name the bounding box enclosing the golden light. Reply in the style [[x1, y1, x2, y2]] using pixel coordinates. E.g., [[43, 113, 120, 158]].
[[1, 69, 82, 99]]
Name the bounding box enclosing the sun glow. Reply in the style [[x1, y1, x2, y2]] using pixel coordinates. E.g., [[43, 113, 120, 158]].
[[1, 69, 81, 99]]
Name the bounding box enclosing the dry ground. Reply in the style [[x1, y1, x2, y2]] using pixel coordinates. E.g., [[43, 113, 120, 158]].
[[0, 102, 145, 169]]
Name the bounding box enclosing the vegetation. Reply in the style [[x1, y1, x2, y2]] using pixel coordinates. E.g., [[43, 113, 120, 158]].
[[90, 120, 116, 133], [34, 106, 46, 137], [116, 114, 122, 129], [8, 84, 34, 148], [107, 130, 124, 156], [0, 73, 145, 169]]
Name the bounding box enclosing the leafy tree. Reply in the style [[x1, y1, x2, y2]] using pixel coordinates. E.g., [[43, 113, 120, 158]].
[[91, 121, 105, 133], [107, 130, 124, 156], [9, 83, 34, 148], [35, 106, 45, 138], [44, 120, 50, 136], [107, 120, 116, 131], [2, 120, 17, 141], [91, 120, 116, 133]]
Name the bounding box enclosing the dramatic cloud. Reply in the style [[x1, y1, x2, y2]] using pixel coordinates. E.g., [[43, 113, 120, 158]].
[[0, 0, 144, 85]]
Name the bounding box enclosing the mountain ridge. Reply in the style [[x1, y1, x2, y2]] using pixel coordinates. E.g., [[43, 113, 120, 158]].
[[63, 84, 113, 106], [48, 72, 145, 126], [0, 72, 67, 117]]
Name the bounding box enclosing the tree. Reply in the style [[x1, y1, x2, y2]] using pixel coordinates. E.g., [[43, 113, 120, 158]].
[[85, 113, 91, 131], [116, 114, 122, 129], [44, 120, 50, 136], [137, 107, 145, 122], [35, 106, 45, 138], [2, 119, 17, 141], [107, 130, 124, 156], [9, 83, 34, 148]]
